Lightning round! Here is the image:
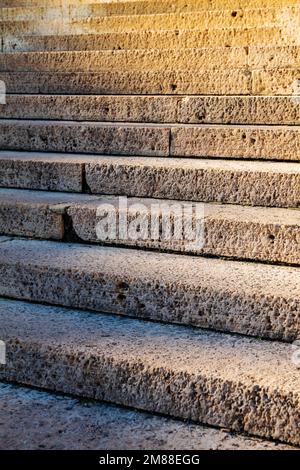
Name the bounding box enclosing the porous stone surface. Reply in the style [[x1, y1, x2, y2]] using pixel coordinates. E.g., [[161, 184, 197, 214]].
[[249, 46, 300, 69], [69, 9, 300, 34], [2, 190, 299, 264], [0, 151, 87, 192], [0, 382, 296, 450], [0, 120, 169, 156], [170, 125, 300, 160], [0, 48, 248, 72], [0, 189, 97, 239], [4, 120, 294, 160], [85, 156, 300, 208], [252, 68, 300, 95], [1, 298, 300, 445], [0, 239, 299, 341], [1, 0, 299, 10], [2, 28, 294, 53], [67, 195, 300, 264], [0, 95, 180, 123], [2, 95, 300, 125], [0, 70, 251, 95]]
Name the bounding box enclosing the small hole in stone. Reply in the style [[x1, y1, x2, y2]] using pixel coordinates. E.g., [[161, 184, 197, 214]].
[[242, 133, 247, 140], [116, 281, 129, 290], [170, 84, 177, 91], [250, 137, 256, 144], [231, 11, 237, 17], [117, 293, 126, 302], [268, 234, 275, 243]]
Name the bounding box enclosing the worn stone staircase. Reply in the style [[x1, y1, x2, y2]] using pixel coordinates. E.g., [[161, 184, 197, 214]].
[[0, 0, 300, 450]]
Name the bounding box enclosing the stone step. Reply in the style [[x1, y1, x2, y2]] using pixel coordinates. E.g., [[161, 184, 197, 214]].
[[1, 188, 299, 265], [1, 94, 300, 125], [1, 47, 299, 72], [0, 151, 88, 192], [0, 120, 299, 161], [68, 9, 300, 35], [3, 8, 300, 39], [0, 49, 249, 72], [0, 238, 299, 341], [0, 189, 99, 240], [3, 0, 300, 21], [1, 297, 300, 444], [4, 7, 300, 33], [0, 120, 170, 157], [84, 157, 300, 208], [3, 27, 297, 53], [3, 382, 294, 450], [0, 70, 252, 95], [1, 0, 300, 10], [1, 152, 299, 208]]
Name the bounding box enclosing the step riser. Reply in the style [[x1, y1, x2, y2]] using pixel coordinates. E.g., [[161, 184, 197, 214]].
[[1, 155, 298, 208], [1, 192, 299, 265], [2, 28, 296, 53], [68, 10, 300, 36], [0, 157, 84, 192], [0, 240, 299, 341], [0, 70, 252, 95], [4, 1, 300, 20], [68, 202, 300, 265], [0, 121, 299, 161], [0, 121, 170, 157], [2, 95, 300, 125], [0, 47, 299, 73], [1, 297, 300, 445], [85, 160, 300, 209], [0, 49, 249, 73], [4, 8, 300, 35]]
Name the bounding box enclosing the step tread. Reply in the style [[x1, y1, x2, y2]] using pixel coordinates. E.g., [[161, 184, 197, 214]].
[[1, 297, 300, 445], [0, 238, 299, 341], [1, 187, 299, 224], [1, 151, 299, 172], [3, 381, 294, 450]]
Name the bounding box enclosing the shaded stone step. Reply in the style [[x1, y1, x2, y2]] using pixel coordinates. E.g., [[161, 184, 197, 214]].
[[170, 124, 300, 160], [0, 120, 169, 157], [1, 47, 299, 72], [0, 70, 252, 95], [67, 196, 300, 265], [1, 188, 299, 265], [0, 238, 299, 340], [1, 297, 300, 444], [3, 27, 296, 53], [0, 49, 248, 72], [3, 382, 294, 450], [1, 152, 299, 208], [1, 94, 300, 125], [0, 151, 88, 192], [1, 120, 299, 160], [0, 189, 98, 240]]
